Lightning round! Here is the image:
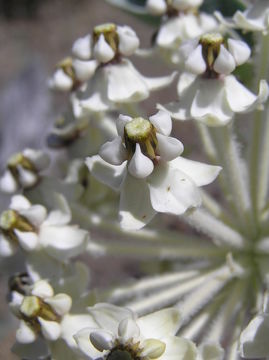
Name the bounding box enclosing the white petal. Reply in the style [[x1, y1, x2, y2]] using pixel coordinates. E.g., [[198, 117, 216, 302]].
[[10, 194, 31, 211], [225, 75, 265, 112], [49, 69, 73, 91], [137, 308, 181, 339], [16, 320, 37, 343], [88, 303, 134, 334], [149, 110, 172, 136], [119, 174, 156, 230], [128, 144, 154, 179], [90, 329, 115, 351], [173, 0, 203, 10], [213, 45, 236, 75], [148, 163, 201, 215], [156, 133, 184, 161], [199, 342, 224, 360], [99, 136, 127, 165], [73, 59, 98, 82], [146, 0, 166, 15], [227, 38, 251, 66], [141, 339, 166, 359], [23, 149, 50, 171], [0, 170, 18, 193], [180, 39, 199, 61], [240, 314, 269, 358], [116, 114, 132, 138], [74, 327, 104, 358], [17, 166, 37, 188], [44, 194, 71, 226], [39, 225, 88, 261], [0, 233, 16, 257], [32, 280, 54, 298], [14, 230, 38, 251], [170, 157, 221, 187], [160, 336, 197, 360], [86, 155, 127, 191], [118, 318, 140, 342], [38, 318, 61, 341], [72, 34, 92, 60], [142, 71, 177, 92], [94, 34, 115, 63], [45, 294, 72, 316], [117, 25, 140, 56], [185, 45, 207, 75], [106, 60, 149, 103], [20, 205, 47, 228]]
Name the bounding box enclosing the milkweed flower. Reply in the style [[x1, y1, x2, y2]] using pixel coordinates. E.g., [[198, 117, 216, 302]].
[[74, 303, 197, 360], [144, 0, 217, 65], [159, 33, 268, 125], [86, 111, 221, 229], [0, 194, 89, 261], [0, 149, 49, 194]]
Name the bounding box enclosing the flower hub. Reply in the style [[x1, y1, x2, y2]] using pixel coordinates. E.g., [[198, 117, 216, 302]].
[[8, 152, 36, 175], [0, 210, 34, 232], [124, 117, 158, 160], [93, 23, 119, 54], [20, 295, 60, 323], [199, 33, 224, 74], [107, 349, 138, 360]]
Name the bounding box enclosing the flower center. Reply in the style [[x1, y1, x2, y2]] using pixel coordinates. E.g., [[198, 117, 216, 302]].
[[165, 0, 199, 16], [93, 23, 119, 54], [7, 152, 36, 179], [199, 33, 224, 76], [124, 117, 158, 160], [107, 349, 137, 360]]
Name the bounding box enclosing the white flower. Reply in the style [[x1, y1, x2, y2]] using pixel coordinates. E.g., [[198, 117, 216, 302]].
[[86, 111, 221, 229], [74, 303, 197, 360], [0, 194, 89, 259], [215, 0, 269, 34], [159, 34, 268, 126], [146, 0, 203, 14], [0, 149, 50, 194], [239, 292, 269, 359]]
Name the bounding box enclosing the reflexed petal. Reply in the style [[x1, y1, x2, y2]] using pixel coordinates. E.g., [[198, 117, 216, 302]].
[[88, 303, 134, 334], [142, 71, 177, 92], [146, 0, 167, 15], [32, 280, 54, 298], [179, 39, 199, 61], [118, 25, 140, 56], [185, 45, 207, 75], [39, 225, 88, 261], [16, 320, 37, 344], [0, 169, 18, 193], [86, 155, 127, 191], [170, 157, 221, 187], [93, 34, 115, 63], [128, 144, 154, 179], [72, 34, 92, 60], [90, 329, 115, 351], [156, 133, 184, 161], [116, 114, 132, 138], [44, 194, 71, 226], [99, 136, 127, 165], [137, 308, 181, 339], [73, 59, 98, 82], [148, 163, 201, 215], [49, 69, 73, 91], [118, 318, 140, 342], [227, 39, 251, 66], [0, 233, 16, 257], [38, 318, 61, 341], [45, 294, 72, 316], [213, 45, 236, 75], [119, 174, 156, 230], [141, 339, 166, 359], [149, 110, 172, 136], [160, 336, 197, 360], [239, 314, 269, 358], [14, 230, 38, 251], [74, 327, 104, 359], [10, 194, 31, 211], [106, 60, 149, 103], [20, 204, 47, 228]]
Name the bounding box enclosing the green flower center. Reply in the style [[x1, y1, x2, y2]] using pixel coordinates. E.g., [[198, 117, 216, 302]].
[[199, 33, 225, 74], [107, 349, 137, 360], [93, 23, 119, 54]]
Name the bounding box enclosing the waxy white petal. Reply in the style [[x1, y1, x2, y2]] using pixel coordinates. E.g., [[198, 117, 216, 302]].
[[17, 166, 37, 188], [118, 317, 140, 342], [49, 69, 73, 91], [32, 280, 54, 298], [0, 170, 18, 193], [185, 45, 207, 75], [73, 59, 98, 82], [72, 34, 92, 60], [140, 338, 166, 359], [14, 230, 38, 252], [142, 71, 177, 92], [119, 174, 156, 230], [116, 114, 132, 138], [16, 320, 37, 344], [94, 34, 115, 63], [45, 294, 72, 316], [128, 144, 154, 179], [149, 110, 172, 136], [74, 327, 104, 358], [86, 155, 127, 191], [99, 136, 127, 165], [199, 342, 224, 360], [156, 133, 184, 161], [173, 0, 203, 11], [227, 39, 251, 66], [20, 204, 47, 228], [10, 195, 31, 211], [90, 329, 115, 351], [23, 149, 50, 171], [163, 336, 197, 360], [38, 318, 61, 341], [146, 0, 167, 15], [118, 25, 140, 56], [0, 233, 16, 257], [213, 45, 236, 75]]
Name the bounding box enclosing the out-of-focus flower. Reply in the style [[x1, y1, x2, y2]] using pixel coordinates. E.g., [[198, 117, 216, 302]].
[[86, 111, 221, 229], [0, 149, 49, 194], [0, 194, 88, 259], [75, 302, 197, 360], [159, 33, 268, 125]]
